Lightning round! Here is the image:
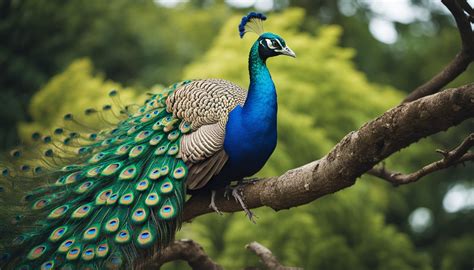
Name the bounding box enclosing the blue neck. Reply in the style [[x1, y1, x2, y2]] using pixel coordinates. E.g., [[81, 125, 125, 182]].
[[217, 41, 279, 183], [243, 42, 277, 116]]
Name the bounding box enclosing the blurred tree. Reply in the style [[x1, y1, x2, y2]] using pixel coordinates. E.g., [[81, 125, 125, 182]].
[[18, 58, 142, 139], [285, 0, 474, 92], [0, 0, 229, 149]]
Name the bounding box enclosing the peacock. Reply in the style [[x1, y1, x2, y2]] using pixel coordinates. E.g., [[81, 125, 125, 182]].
[[0, 12, 295, 269]]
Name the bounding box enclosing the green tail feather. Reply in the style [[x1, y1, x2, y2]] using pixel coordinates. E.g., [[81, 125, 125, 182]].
[[0, 81, 192, 269]]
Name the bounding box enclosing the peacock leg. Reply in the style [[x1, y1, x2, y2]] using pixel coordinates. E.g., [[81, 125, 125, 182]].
[[230, 185, 257, 224], [208, 190, 223, 215]]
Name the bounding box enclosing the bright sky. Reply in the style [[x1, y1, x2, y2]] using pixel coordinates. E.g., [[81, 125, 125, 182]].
[[443, 184, 474, 213]]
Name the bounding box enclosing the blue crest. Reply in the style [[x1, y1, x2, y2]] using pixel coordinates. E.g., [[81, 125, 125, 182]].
[[239, 12, 267, 38]]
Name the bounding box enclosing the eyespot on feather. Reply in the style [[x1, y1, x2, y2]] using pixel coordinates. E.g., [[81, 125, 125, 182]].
[[104, 218, 120, 233], [119, 165, 137, 180], [149, 168, 161, 180], [119, 192, 134, 205], [47, 205, 69, 219], [96, 189, 112, 205], [58, 238, 76, 253], [71, 204, 94, 219], [136, 179, 150, 191], [83, 226, 99, 241], [115, 144, 131, 156], [172, 163, 187, 180], [101, 162, 122, 176], [40, 260, 54, 270], [75, 181, 93, 194], [115, 229, 131, 244], [149, 135, 163, 145], [96, 242, 109, 258], [136, 227, 156, 248], [82, 246, 95, 261], [131, 207, 148, 224], [32, 199, 49, 210], [158, 202, 176, 220], [129, 144, 147, 158], [66, 245, 81, 260], [27, 244, 48, 260], [89, 152, 107, 164], [167, 130, 179, 141], [160, 180, 174, 194], [86, 166, 102, 178], [49, 226, 68, 242], [145, 192, 160, 206], [107, 193, 119, 205]]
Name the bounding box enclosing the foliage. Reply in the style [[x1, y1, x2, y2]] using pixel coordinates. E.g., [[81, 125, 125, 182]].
[[0, 0, 228, 148], [18, 59, 142, 141]]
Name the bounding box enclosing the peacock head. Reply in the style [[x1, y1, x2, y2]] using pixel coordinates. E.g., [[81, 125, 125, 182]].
[[239, 12, 296, 59]]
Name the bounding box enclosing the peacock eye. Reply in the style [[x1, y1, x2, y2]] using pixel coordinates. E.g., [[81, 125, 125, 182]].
[[265, 39, 277, 49], [272, 40, 279, 48]]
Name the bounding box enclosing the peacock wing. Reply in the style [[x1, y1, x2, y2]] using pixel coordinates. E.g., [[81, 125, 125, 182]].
[[166, 79, 247, 190]]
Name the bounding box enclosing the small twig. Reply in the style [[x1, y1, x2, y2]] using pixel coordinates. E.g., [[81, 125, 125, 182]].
[[402, 0, 474, 103], [246, 242, 302, 270], [368, 134, 474, 186], [137, 239, 223, 270]]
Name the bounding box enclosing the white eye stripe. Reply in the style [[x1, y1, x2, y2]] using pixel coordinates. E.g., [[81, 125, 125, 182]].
[[260, 38, 285, 50]]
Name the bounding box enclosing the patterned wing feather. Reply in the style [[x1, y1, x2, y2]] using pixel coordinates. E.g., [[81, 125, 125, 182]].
[[166, 79, 247, 190]]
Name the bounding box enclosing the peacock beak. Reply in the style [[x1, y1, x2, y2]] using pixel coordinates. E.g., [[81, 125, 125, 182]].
[[280, 46, 296, 58]]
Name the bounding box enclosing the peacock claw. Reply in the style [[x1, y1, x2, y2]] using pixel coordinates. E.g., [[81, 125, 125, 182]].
[[209, 190, 223, 215], [230, 185, 257, 224]]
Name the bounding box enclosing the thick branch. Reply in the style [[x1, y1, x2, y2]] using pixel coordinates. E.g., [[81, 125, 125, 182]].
[[245, 242, 302, 270], [402, 0, 474, 103], [139, 239, 222, 270], [183, 84, 474, 221], [368, 133, 473, 185]]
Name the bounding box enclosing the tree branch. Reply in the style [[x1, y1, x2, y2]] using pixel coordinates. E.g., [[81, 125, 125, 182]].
[[139, 240, 302, 270], [245, 242, 302, 270], [402, 0, 474, 103], [138, 239, 223, 270], [368, 133, 473, 185], [183, 84, 474, 221]]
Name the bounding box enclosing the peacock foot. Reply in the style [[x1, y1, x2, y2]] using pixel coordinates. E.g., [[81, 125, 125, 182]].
[[224, 182, 257, 223], [208, 190, 223, 215]]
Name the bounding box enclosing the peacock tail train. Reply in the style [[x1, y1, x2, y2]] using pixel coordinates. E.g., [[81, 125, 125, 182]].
[[0, 81, 193, 269]]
